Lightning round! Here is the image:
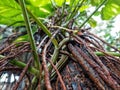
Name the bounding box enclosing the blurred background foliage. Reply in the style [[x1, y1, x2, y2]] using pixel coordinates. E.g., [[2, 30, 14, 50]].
[[0, 0, 120, 50]]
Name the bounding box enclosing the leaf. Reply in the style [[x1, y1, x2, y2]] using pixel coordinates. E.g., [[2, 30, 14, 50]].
[[101, 0, 120, 20], [26, 0, 54, 18], [0, 0, 23, 25], [94, 11, 100, 16], [27, 5, 53, 18], [88, 18, 97, 27], [0, 0, 54, 25], [0, 15, 24, 26], [28, 0, 51, 7], [80, 5, 89, 12], [14, 25, 37, 42], [0, 0, 21, 17], [112, 0, 120, 5], [101, 3, 120, 20], [70, 0, 74, 7], [90, 0, 101, 6], [54, 0, 64, 6]]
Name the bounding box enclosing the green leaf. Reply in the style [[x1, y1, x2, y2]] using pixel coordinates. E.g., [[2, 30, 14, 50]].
[[14, 34, 29, 42], [13, 26, 37, 43], [94, 11, 100, 16], [91, 0, 102, 6], [28, 0, 51, 7], [27, 5, 52, 18], [0, 0, 54, 25], [55, 0, 64, 6], [80, 5, 89, 12], [26, 0, 54, 18], [101, 0, 120, 20], [112, 0, 120, 5], [70, 0, 74, 7], [0, 0, 23, 25], [0, 15, 24, 26], [88, 18, 97, 27], [0, 0, 21, 17], [54, 0, 65, 6]]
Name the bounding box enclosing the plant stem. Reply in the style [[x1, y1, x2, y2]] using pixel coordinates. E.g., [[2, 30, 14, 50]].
[[10, 60, 39, 75], [50, 55, 68, 80], [49, 38, 69, 72], [68, 0, 84, 21], [27, 9, 59, 48], [95, 51, 120, 57], [79, 0, 108, 28], [18, 0, 40, 70], [0, 55, 39, 77]]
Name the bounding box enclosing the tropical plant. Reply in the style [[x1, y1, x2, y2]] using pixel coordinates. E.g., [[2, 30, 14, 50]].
[[0, 0, 120, 90]]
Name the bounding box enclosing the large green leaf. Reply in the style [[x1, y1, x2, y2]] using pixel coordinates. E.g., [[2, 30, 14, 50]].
[[90, 0, 120, 20], [53, 0, 70, 6], [101, 0, 120, 20], [0, 0, 120, 26], [0, 0, 23, 25], [0, 0, 54, 25], [80, 5, 89, 12], [26, 0, 54, 18], [0, 15, 24, 26], [27, 0, 51, 7], [112, 0, 120, 5], [0, 0, 21, 17], [91, 0, 102, 6], [27, 4, 54, 18], [54, 0, 65, 6]]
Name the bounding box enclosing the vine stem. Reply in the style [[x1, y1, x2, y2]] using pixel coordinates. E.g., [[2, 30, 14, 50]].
[[95, 51, 120, 57], [9, 59, 39, 76], [79, 0, 108, 28], [18, 0, 40, 70], [27, 9, 59, 48]]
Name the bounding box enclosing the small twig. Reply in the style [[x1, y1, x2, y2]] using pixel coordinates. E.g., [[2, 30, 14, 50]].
[[83, 35, 104, 49], [87, 31, 120, 53], [48, 59, 66, 90], [0, 43, 15, 54], [48, 25, 73, 32], [37, 36, 48, 49], [0, 67, 21, 72], [50, 54, 68, 81], [13, 59, 32, 90], [0, 45, 29, 66]]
